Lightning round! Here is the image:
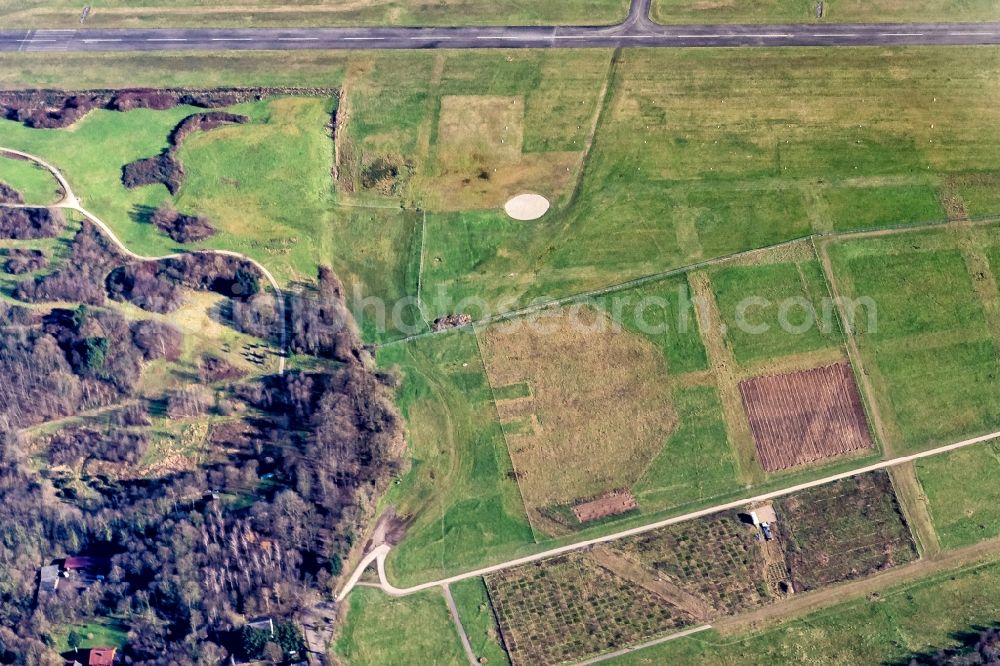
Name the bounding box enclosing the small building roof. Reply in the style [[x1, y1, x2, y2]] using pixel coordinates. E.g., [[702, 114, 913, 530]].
[[88, 647, 116, 666], [39, 565, 61, 592], [64, 556, 108, 571]]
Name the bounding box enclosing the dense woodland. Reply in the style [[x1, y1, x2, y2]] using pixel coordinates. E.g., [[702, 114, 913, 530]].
[[0, 184, 403, 663]]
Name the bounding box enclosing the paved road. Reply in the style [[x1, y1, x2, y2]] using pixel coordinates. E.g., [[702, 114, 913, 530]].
[[0, 146, 288, 373], [3, 0, 1000, 53], [337, 427, 1000, 601]]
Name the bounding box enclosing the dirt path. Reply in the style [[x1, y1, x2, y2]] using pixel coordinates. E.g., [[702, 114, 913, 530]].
[[443, 584, 480, 666], [0, 146, 287, 374], [688, 271, 763, 485], [337, 427, 1000, 602], [888, 462, 941, 558]]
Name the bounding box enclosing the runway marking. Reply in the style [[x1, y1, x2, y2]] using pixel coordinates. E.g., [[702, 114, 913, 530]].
[[146, 38, 188, 41], [343, 36, 385, 40], [24, 38, 58, 42], [210, 37, 252, 41], [410, 35, 452, 39], [879, 32, 924, 36], [813, 33, 858, 37], [277, 36, 319, 40], [82, 38, 123, 42], [948, 31, 995, 35], [475, 35, 549, 40]]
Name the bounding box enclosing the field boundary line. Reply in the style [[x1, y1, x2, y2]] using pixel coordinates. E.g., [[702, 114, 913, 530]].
[[378, 215, 1000, 350], [572, 624, 713, 666], [337, 426, 1000, 600], [416, 208, 429, 323]]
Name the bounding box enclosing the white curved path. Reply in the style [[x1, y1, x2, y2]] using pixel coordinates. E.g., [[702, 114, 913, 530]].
[[0, 146, 287, 373], [338, 427, 1000, 601]]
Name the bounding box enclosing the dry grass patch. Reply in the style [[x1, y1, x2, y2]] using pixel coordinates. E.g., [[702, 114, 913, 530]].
[[423, 94, 578, 210], [477, 306, 676, 523]]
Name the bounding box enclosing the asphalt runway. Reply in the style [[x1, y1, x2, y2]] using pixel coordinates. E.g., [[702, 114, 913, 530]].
[[2, 0, 1000, 53]]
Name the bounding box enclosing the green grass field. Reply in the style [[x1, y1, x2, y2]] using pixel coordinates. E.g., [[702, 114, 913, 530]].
[[652, 0, 1000, 24], [0, 0, 630, 29], [333, 588, 467, 666], [710, 259, 841, 365], [593, 274, 709, 374], [55, 618, 129, 652], [450, 578, 511, 666], [917, 441, 1000, 550], [632, 385, 741, 514], [0, 96, 341, 287], [827, 227, 1000, 453], [376, 330, 535, 586], [0, 153, 63, 204]]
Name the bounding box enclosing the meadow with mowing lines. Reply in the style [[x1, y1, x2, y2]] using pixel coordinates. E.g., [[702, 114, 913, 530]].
[[333, 587, 467, 666], [606, 555, 1000, 665], [710, 258, 842, 365], [775, 471, 918, 591], [0, 153, 63, 204], [631, 385, 741, 516], [450, 578, 512, 666], [376, 330, 535, 586], [826, 226, 1000, 453], [917, 441, 1000, 550], [418, 47, 1000, 318], [0, 0, 630, 29]]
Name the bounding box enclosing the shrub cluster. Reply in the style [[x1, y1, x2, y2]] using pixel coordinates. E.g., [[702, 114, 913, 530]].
[[121, 111, 248, 194], [0, 207, 63, 239], [150, 203, 216, 243], [3, 248, 48, 275]]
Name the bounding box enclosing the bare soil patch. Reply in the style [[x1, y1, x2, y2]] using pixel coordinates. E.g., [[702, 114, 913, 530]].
[[740, 362, 874, 472], [422, 94, 577, 211], [572, 488, 638, 523]]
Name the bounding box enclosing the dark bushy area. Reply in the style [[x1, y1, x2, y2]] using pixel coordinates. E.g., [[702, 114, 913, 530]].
[[121, 153, 183, 195], [48, 427, 150, 467], [150, 203, 216, 243], [0, 266, 405, 665], [200, 353, 246, 383], [0, 87, 337, 129], [3, 248, 49, 274], [122, 112, 248, 194], [0, 206, 63, 239], [0, 181, 24, 204], [233, 265, 357, 362], [107, 253, 261, 314], [0, 305, 178, 430], [901, 627, 1000, 665], [16, 220, 121, 305]]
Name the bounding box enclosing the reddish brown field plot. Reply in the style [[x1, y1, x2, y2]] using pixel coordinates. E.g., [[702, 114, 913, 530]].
[[485, 552, 694, 666], [740, 363, 874, 472], [775, 470, 918, 592]]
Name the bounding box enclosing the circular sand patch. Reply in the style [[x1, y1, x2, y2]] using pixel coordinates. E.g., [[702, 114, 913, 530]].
[[504, 193, 550, 220]]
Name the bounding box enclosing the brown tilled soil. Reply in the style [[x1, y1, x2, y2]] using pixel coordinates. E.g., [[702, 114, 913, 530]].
[[739, 362, 873, 472], [572, 489, 638, 523]]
